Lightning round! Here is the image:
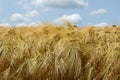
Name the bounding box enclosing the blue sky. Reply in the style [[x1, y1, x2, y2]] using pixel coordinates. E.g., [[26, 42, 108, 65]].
[[0, 0, 120, 26]]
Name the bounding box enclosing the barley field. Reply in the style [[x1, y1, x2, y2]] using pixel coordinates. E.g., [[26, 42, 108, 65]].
[[0, 22, 120, 80]]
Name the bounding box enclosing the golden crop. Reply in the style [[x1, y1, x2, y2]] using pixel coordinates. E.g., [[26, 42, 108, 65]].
[[0, 22, 120, 80]]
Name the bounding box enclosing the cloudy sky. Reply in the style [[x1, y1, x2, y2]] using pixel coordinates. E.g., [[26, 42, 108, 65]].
[[0, 0, 120, 26]]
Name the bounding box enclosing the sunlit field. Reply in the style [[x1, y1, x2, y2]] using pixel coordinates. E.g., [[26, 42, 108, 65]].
[[0, 22, 120, 80]]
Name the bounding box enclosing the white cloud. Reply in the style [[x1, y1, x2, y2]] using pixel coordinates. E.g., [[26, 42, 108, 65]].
[[55, 13, 82, 24], [10, 13, 23, 21], [0, 21, 41, 27], [16, 21, 41, 27], [26, 10, 39, 17], [29, 22, 39, 26], [18, 0, 32, 10], [16, 23, 27, 26], [0, 23, 11, 27], [90, 9, 107, 15], [10, 13, 31, 22], [10, 10, 39, 22], [23, 4, 30, 10], [94, 22, 109, 27], [31, 0, 88, 8]]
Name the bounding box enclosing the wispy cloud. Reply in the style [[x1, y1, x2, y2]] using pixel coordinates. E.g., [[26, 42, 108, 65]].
[[15, 21, 41, 27], [18, 0, 32, 10], [10, 10, 39, 22], [94, 22, 109, 27], [0, 23, 11, 27], [31, 0, 88, 9], [26, 10, 39, 17], [54, 13, 82, 24], [10, 13, 31, 22], [90, 9, 107, 15]]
